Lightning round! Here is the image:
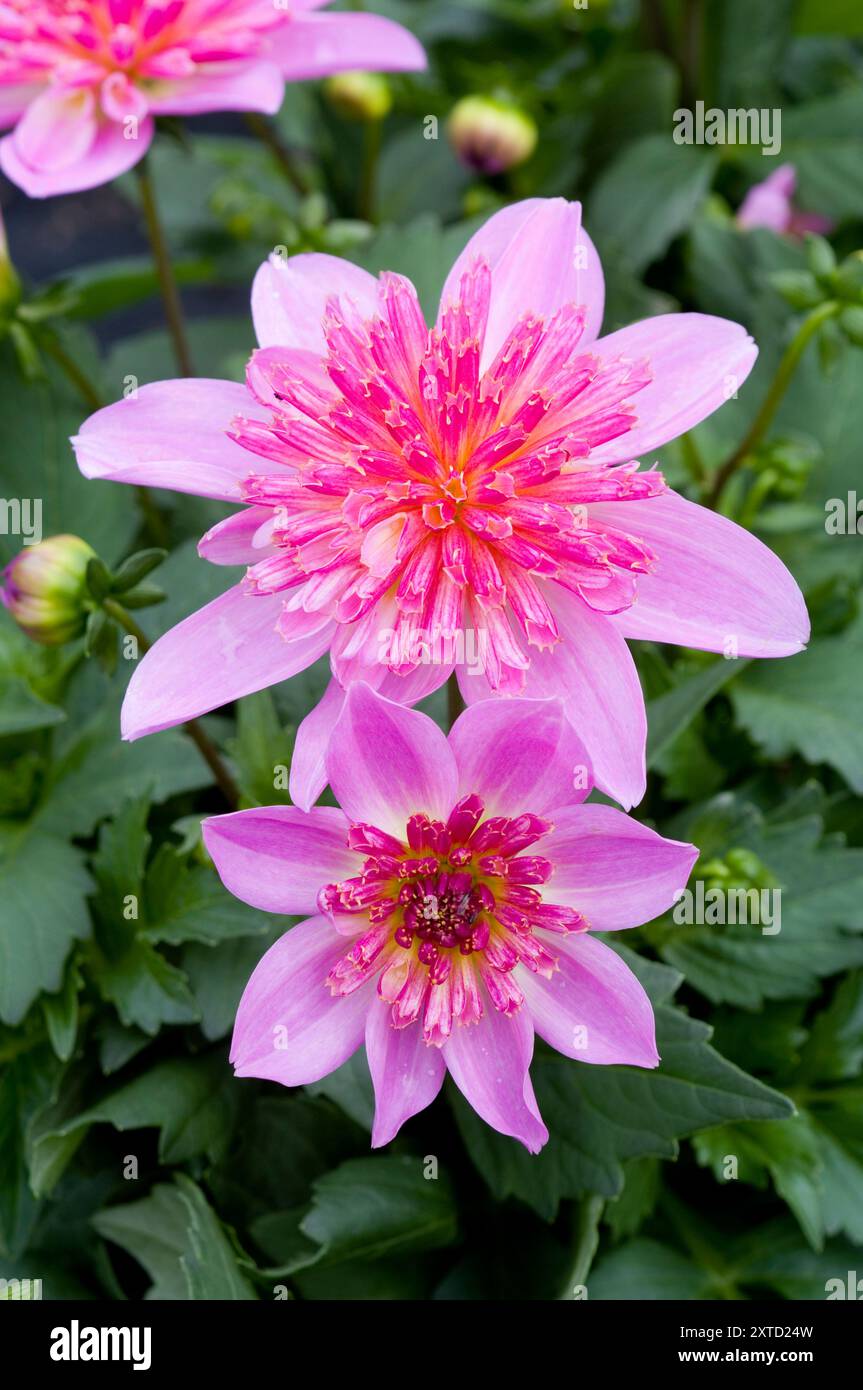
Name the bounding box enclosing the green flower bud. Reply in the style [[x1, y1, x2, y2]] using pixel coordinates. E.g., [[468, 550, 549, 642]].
[[2, 534, 96, 646], [324, 71, 392, 123], [448, 96, 538, 175]]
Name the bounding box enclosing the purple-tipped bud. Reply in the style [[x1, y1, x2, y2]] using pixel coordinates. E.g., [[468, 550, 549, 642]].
[[2, 534, 95, 645], [448, 96, 538, 175]]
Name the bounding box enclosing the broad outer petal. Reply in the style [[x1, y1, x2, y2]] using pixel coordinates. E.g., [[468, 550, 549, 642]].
[[146, 61, 284, 116], [540, 803, 698, 930], [203, 805, 355, 916], [587, 313, 758, 466], [290, 677, 345, 812], [366, 1003, 446, 1147], [1, 109, 154, 196], [271, 12, 426, 81], [439, 198, 604, 367], [121, 585, 335, 739], [443, 1003, 548, 1153], [73, 380, 266, 502], [520, 931, 659, 1067], [326, 683, 458, 838], [448, 697, 591, 815], [251, 251, 381, 353], [231, 915, 370, 1086], [522, 588, 647, 811], [599, 491, 810, 657]]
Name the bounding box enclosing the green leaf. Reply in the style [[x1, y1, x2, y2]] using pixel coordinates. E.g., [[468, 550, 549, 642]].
[[0, 1047, 60, 1256], [300, 1156, 458, 1265], [693, 1117, 825, 1250], [453, 945, 792, 1218], [0, 676, 65, 736], [658, 795, 863, 1007], [732, 616, 863, 793], [142, 846, 269, 948], [95, 939, 199, 1036], [41, 959, 83, 1063], [174, 1175, 257, 1300], [646, 657, 746, 769], [32, 1054, 238, 1196], [0, 825, 92, 1026], [590, 1238, 714, 1300], [227, 690, 293, 807], [93, 1176, 257, 1300], [588, 135, 717, 276]]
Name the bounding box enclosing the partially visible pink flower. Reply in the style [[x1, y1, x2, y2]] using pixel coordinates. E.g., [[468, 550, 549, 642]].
[[0, 1, 425, 197], [73, 198, 809, 810], [737, 164, 833, 239], [203, 686, 697, 1150]]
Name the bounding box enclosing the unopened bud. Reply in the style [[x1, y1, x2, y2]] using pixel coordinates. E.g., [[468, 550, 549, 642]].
[[448, 96, 538, 175], [2, 534, 95, 645], [324, 71, 392, 122]]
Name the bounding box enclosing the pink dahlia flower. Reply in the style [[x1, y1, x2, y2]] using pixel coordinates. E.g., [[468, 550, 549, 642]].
[[203, 686, 697, 1150], [737, 164, 833, 239], [73, 198, 809, 809], [0, 1, 425, 197]]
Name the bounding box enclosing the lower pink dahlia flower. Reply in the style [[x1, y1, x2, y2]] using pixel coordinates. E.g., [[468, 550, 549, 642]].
[[737, 164, 833, 239], [73, 197, 809, 810], [203, 686, 697, 1150], [0, 1, 425, 197]]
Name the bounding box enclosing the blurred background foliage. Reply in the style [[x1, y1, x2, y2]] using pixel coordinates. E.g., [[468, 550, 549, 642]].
[[2, 0, 863, 1301]]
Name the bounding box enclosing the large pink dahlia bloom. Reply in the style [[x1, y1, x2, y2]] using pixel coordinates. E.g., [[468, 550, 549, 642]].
[[73, 198, 809, 809], [204, 686, 698, 1151], [0, 1, 425, 197]]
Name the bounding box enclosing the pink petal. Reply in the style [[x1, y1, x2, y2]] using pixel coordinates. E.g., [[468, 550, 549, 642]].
[[1, 106, 154, 197], [290, 677, 345, 812], [147, 61, 284, 116], [540, 803, 697, 930], [443, 1004, 548, 1153], [737, 164, 796, 233], [439, 198, 604, 368], [13, 86, 97, 172], [270, 12, 426, 81], [520, 931, 659, 1067], [588, 314, 758, 466], [251, 251, 381, 353], [72, 381, 265, 502], [448, 697, 591, 815], [599, 491, 810, 657], [366, 1004, 446, 1147], [326, 683, 458, 838], [121, 585, 335, 739], [231, 915, 370, 1086], [198, 507, 276, 565], [0, 85, 46, 132], [203, 805, 354, 916], [519, 587, 647, 810]]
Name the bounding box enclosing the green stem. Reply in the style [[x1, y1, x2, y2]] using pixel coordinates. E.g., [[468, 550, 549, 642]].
[[447, 671, 465, 728], [244, 112, 310, 197], [42, 334, 103, 410], [136, 159, 195, 377], [705, 300, 840, 508], [678, 428, 707, 486], [103, 598, 239, 808], [558, 1195, 604, 1300], [358, 119, 383, 223]]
